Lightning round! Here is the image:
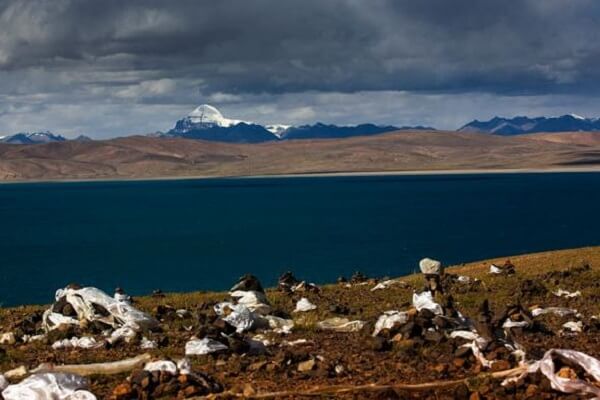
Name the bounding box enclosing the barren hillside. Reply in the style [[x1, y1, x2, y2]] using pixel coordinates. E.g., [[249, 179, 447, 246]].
[[0, 131, 599, 181]]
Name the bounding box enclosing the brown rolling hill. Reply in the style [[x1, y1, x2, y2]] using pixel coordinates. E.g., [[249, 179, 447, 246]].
[[0, 130, 599, 182]]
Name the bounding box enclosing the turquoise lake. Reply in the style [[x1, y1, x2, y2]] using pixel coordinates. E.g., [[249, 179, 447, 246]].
[[1, 172, 599, 306]]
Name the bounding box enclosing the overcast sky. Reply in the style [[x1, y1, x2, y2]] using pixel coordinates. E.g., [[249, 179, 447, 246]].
[[2, 0, 600, 138]]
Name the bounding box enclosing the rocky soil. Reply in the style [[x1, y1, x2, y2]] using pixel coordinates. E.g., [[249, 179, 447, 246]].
[[1, 246, 600, 399]]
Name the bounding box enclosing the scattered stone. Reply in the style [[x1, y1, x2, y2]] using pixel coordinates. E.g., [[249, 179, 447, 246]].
[[350, 271, 368, 284], [278, 271, 319, 294], [525, 384, 539, 398], [111, 382, 133, 399], [519, 279, 547, 298], [230, 274, 264, 293], [243, 384, 257, 397], [557, 367, 578, 380], [297, 358, 316, 372], [367, 336, 391, 352], [491, 360, 511, 371], [0, 332, 16, 345], [111, 363, 222, 399], [328, 304, 350, 315]]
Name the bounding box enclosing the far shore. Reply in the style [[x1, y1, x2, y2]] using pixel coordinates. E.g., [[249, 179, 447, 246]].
[[1, 165, 599, 185]]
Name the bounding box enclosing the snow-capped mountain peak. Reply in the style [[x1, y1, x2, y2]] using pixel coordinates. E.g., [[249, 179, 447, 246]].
[[187, 104, 246, 127], [164, 103, 426, 143], [567, 113, 585, 120], [0, 131, 67, 144], [265, 124, 291, 137]]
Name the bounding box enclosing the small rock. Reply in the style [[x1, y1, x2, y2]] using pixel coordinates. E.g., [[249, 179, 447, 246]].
[[557, 366, 578, 379], [453, 358, 465, 368], [249, 361, 267, 372], [424, 330, 444, 343], [432, 363, 447, 374], [469, 392, 481, 400], [392, 339, 415, 351], [525, 384, 539, 398], [111, 382, 133, 399], [0, 332, 16, 345], [455, 346, 472, 358], [243, 384, 257, 397], [391, 333, 404, 342], [491, 359, 511, 371], [367, 336, 390, 352], [432, 315, 448, 329], [181, 385, 200, 397], [298, 359, 316, 372], [350, 271, 368, 283], [420, 258, 442, 275]]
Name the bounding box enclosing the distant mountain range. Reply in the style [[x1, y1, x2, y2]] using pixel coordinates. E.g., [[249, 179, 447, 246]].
[[162, 104, 432, 143], [459, 114, 600, 135], [2, 108, 600, 145], [0, 131, 67, 144], [0, 132, 92, 144]]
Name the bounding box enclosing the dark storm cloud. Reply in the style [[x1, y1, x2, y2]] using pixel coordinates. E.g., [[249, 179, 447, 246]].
[[2, 0, 600, 96], [2, 0, 600, 137]]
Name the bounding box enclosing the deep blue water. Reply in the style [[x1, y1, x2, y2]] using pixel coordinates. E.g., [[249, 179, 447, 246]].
[[0, 172, 599, 306]]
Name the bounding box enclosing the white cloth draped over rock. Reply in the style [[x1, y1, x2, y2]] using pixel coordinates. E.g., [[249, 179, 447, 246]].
[[229, 290, 271, 315], [42, 286, 158, 333], [412, 291, 443, 315], [317, 317, 365, 332], [294, 298, 317, 312], [372, 311, 409, 337], [2, 373, 96, 400], [185, 338, 228, 355], [502, 349, 600, 398], [51, 337, 103, 350]]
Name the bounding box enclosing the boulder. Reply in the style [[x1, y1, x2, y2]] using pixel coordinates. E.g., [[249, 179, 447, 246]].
[[419, 258, 443, 275]]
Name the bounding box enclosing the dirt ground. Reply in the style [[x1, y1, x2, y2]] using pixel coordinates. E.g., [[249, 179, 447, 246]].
[[1, 246, 600, 399]]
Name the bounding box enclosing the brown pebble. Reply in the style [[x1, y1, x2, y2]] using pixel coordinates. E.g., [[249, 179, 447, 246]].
[[243, 384, 256, 396], [491, 359, 511, 371], [111, 382, 133, 399], [432, 363, 447, 374], [249, 361, 268, 372], [180, 385, 200, 398], [298, 359, 316, 372], [525, 384, 539, 398], [557, 366, 578, 379], [453, 358, 465, 368]]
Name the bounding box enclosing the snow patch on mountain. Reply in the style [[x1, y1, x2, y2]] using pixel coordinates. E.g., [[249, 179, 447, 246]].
[[187, 104, 246, 127], [0, 131, 67, 144], [265, 124, 291, 137]]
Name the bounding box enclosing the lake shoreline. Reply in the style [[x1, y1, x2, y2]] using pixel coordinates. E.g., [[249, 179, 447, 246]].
[[1, 165, 600, 185]]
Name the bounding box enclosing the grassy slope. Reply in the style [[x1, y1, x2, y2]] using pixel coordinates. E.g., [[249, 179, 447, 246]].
[[3, 246, 599, 342], [135, 245, 600, 318]]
